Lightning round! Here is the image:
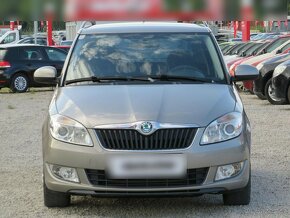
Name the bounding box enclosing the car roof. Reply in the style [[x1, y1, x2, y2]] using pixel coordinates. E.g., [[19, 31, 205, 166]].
[[20, 36, 47, 39], [80, 22, 211, 35], [0, 44, 61, 50], [0, 44, 47, 49]]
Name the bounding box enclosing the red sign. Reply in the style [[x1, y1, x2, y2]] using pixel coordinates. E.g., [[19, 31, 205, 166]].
[[10, 21, 15, 30]]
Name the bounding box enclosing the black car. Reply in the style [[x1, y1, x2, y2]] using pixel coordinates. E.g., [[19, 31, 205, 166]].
[[0, 44, 67, 92], [270, 60, 290, 104], [254, 52, 290, 103]]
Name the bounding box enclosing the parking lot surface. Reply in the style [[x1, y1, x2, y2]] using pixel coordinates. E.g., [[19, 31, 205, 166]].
[[0, 90, 289, 217]]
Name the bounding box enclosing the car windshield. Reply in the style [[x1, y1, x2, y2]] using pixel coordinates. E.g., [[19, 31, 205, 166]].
[[65, 33, 226, 83], [244, 43, 262, 56], [266, 38, 290, 53], [237, 43, 253, 56], [226, 43, 244, 55]]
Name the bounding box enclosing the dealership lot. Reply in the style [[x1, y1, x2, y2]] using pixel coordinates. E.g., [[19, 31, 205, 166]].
[[0, 90, 289, 217]]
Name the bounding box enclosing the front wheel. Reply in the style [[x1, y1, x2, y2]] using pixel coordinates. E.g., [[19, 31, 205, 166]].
[[265, 79, 287, 105], [223, 177, 251, 205], [43, 183, 71, 207], [10, 74, 29, 93]]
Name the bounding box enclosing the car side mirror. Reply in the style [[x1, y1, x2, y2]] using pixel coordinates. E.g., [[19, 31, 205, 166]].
[[242, 51, 246, 57], [276, 49, 282, 54], [232, 65, 259, 82], [262, 48, 267, 54], [34, 66, 57, 85]]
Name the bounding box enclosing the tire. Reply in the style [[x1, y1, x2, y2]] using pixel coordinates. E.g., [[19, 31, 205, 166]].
[[287, 85, 290, 104], [223, 176, 251, 205], [255, 92, 266, 100], [265, 79, 287, 105], [10, 73, 29, 93], [43, 183, 71, 207]]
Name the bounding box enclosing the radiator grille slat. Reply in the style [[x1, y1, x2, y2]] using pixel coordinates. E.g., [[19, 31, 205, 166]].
[[86, 168, 208, 188], [96, 128, 197, 150]]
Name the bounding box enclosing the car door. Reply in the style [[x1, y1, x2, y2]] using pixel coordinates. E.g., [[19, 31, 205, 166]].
[[43, 47, 67, 77], [18, 46, 49, 86]]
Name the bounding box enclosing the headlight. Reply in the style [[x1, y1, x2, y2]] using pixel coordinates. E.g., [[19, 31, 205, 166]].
[[273, 65, 287, 77], [49, 114, 93, 146], [201, 112, 243, 145]]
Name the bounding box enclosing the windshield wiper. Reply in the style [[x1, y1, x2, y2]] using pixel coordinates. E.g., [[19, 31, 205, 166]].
[[65, 75, 214, 85], [149, 75, 213, 83], [65, 76, 100, 85], [65, 76, 154, 85]]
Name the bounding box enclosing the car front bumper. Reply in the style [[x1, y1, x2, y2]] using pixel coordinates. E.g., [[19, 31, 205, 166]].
[[43, 125, 251, 196]]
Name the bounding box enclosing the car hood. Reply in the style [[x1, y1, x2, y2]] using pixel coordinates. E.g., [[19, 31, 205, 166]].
[[263, 53, 290, 66], [241, 52, 274, 65], [55, 84, 237, 128], [224, 55, 238, 63]]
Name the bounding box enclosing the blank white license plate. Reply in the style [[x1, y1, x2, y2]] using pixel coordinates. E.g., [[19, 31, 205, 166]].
[[106, 154, 186, 179]]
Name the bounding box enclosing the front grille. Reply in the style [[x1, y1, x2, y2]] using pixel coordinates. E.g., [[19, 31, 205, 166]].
[[95, 128, 197, 150], [85, 168, 208, 188]]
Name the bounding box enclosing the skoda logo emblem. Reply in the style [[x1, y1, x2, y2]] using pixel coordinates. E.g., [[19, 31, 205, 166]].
[[140, 122, 153, 134]]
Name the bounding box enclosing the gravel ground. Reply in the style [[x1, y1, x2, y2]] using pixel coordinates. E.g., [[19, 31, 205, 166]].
[[0, 90, 289, 217]]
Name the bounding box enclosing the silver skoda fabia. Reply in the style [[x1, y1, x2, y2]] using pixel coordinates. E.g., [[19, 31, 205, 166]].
[[35, 22, 259, 207]]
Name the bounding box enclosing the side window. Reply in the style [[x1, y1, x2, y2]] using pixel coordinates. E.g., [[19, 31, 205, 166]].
[[44, 48, 67, 61], [19, 48, 45, 60], [3, 33, 16, 44], [36, 39, 47, 45], [23, 39, 33, 44], [281, 43, 290, 52]]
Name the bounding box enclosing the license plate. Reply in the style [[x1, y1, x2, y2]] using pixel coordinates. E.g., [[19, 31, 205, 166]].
[[106, 154, 186, 179]]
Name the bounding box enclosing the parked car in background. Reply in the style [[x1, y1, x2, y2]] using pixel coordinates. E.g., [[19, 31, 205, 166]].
[[228, 42, 269, 77], [255, 35, 290, 55], [60, 40, 73, 46], [251, 33, 280, 42], [228, 33, 259, 42], [268, 60, 290, 104], [221, 43, 238, 54], [215, 32, 235, 43], [225, 42, 257, 68], [235, 40, 290, 94], [53, 45, 71, 53], [224, 42, 245, 56], [255, 52, 290, 102], [0, 44, 67, 92], [15, 37, 48, 46]]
